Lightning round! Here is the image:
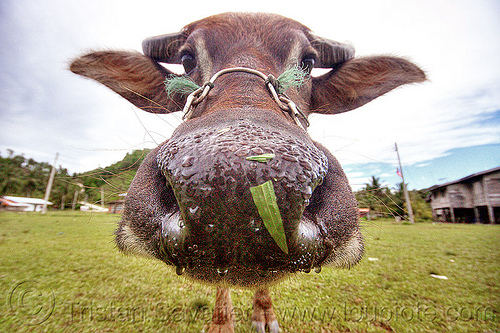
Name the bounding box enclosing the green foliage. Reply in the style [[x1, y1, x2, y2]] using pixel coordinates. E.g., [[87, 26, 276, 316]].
[[0, 150, 73, 207], [245, 153, 275, 163], [355, 175, 433, 222], [76, 149, 150, 204], [0, 149, 150, 209], [250, 181, 288, 254], [410, 189, 433, 221]]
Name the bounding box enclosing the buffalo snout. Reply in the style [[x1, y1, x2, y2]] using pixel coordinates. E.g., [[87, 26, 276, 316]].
[[153, 110, 335, 286]]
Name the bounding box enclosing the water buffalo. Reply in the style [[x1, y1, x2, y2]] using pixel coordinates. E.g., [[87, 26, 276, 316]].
[[70, 12, 425, 332]]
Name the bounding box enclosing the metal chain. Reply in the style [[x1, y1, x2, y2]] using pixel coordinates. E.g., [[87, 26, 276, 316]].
[[181, 67, 310, 130]]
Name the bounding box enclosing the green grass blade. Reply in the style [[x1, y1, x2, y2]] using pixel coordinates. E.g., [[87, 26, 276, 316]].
[[246, 153, 275, 163], [250, 180, 289, 254]]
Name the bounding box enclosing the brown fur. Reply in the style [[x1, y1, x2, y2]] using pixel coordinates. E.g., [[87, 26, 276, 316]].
[[311, 56, 426, 114], [70, 12, 425, 333], [70, 51, 183, 113], [208, 287, 234, 332], [251, 288, 279, 332]]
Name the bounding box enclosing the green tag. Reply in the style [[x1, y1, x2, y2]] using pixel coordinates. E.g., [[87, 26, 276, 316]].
[[246, 153, 275, 163], [250, 181, 289, 254]]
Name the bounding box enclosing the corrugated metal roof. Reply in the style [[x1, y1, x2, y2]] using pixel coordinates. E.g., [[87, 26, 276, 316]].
[[2, 196, 53, 205], [427, 166, 500, 191]]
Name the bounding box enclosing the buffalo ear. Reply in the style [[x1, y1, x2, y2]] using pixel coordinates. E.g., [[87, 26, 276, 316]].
[[70, 51, 183, 114], [310, 56, 426, 114]]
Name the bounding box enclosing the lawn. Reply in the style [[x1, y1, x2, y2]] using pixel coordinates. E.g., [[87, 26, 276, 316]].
[[0, 212, 498, 332]]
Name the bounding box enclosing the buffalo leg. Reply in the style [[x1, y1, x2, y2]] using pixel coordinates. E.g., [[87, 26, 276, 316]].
[[208, 287, 234, 333], [251, 288, 280, 333]]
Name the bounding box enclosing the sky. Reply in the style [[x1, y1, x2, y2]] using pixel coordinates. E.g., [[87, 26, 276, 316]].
[[1, 0, 499, 191]]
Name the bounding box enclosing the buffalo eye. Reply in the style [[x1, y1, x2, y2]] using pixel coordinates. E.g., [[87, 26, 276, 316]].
[[300, 56, 315, 74], [181, 53, 196, 74]]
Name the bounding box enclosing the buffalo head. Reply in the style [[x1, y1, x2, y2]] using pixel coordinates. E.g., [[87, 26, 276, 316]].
[[70, 12, 425, 332]]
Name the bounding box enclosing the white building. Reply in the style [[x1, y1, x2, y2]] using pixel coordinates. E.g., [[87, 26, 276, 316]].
[[427, 167, 500, 223], [0, 196, 53, 212]]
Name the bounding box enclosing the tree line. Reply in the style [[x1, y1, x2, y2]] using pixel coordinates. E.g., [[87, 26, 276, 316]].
[[0, 149, 149, 209]]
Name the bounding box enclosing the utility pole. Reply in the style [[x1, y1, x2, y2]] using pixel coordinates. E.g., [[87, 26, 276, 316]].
[[72, 183, 84, 211], [60, 194, 66, 210], [72, 190, 79, 211], [101, 187, 105, 207], [395, 143, 414, 224], [41, 153, 59, 214]]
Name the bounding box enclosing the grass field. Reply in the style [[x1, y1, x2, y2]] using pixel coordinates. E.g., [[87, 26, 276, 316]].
[[0, 212, 498, 332]]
